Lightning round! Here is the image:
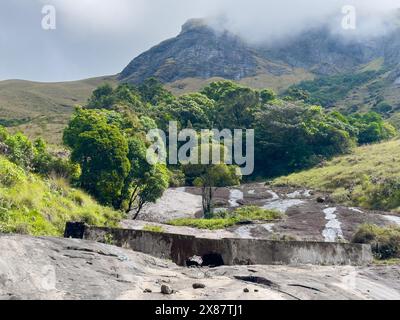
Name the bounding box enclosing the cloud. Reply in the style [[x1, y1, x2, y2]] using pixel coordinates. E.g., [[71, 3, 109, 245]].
[[1, 0, 399, 81]]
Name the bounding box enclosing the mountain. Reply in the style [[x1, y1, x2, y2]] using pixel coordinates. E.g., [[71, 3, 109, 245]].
[[119, 18, 400, 116], [3, 17, 400, 144], [119, 18, 315, 93]]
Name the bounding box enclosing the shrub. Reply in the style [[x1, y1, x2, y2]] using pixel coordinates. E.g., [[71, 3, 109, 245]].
[[0, 157, 26, 187], [352, 224, 400, 260], [0, 156, 122, 236], [168, 218, 239, 230], [215, 206, 282, 221]]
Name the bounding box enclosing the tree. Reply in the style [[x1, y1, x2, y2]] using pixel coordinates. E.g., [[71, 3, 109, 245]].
[[193, 164, 240, 218], [87, 83, 115, 109], [260, 89, 277, 103], [164, 93, 215, 129], [202, 80, 260, 128], [63, 108, 131, 207], [118, 135, 169, 218], [128, 164, 170, 219], [138, 78, 175, 105], [183, 143, 241, 217], [254, 104, 355, 176], [348, 112, 396, 144]]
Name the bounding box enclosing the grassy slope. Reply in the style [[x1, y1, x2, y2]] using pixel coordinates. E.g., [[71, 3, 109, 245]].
[[0, 76, 117, 144], [0, 156, 121, 236], [166, 68, 314, 96], [273, 140, 400, 211]]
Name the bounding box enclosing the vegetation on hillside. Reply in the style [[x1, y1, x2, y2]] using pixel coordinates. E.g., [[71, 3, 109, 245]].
[[0, 127, 121, 236], [62, 79, 396, 216], [273, 140, 400, 212], [352, 224, 400, 260], [285, 70, 386, 107]]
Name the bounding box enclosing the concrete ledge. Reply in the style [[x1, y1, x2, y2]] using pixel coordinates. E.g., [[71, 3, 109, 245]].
[[64, 222, 373, 266]]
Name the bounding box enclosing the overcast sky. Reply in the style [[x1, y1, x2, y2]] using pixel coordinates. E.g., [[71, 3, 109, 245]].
[[0, 0, 399, 82]]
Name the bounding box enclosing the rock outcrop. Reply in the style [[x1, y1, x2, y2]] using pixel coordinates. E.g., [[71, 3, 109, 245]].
[[119, 19, 261, 84], [1, 234, 400, 300]]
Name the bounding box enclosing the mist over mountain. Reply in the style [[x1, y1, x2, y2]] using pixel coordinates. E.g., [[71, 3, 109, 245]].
[[119, 13, 400, 82]]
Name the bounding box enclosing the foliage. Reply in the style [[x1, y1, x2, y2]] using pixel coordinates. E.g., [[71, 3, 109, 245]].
[[0, 126, 78, 179], [217, 206, 282, 221], [168, 217, 239, 230], [254, 104, 355, 176], [63, 108, 131, 207], [189, 157, 241, 217], [0, 156, 121, 236], [137, 78, 175, 105], [168, 206, 281, 230], [352, 224, 400, 260], [201, 80, 262, 129], [347, 112, 396, 144], [287, 70, 384, 107], [63, 108, 169, 215]]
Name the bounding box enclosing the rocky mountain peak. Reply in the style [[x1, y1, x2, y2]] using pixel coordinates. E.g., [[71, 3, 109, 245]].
[[119, 19, 259, 84], [180, 18, 211, 34]]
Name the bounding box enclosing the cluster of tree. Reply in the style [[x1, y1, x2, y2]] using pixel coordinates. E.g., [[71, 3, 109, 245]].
[[285, 70, 385, 107], [61, 78, 397, 216], [63, 107, 170, 217], [0, 126, 78, 179]]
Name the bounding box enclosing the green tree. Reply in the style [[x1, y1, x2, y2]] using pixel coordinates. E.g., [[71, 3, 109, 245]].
[[202, 80, 260, 128], [254, 104, 355, 176], [138, 78, 174, 105], [183, 143, 241, 217], [63, 108, 131, 207]]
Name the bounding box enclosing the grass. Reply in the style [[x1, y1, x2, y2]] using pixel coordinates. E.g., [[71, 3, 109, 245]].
[[0, 156, 122, 236], [143, 225, 164, 233], [0, 76, 117, 144], [166, 67, 314, 96], [352, 224, 400, 260], [273, 139, 400, 212], [168, 206, 282, 230]]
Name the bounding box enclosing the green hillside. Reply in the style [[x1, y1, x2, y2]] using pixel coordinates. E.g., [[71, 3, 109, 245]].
[[273, 139, 400, 212], [0, 76, 117, 144], [0, 156, 121, 236]]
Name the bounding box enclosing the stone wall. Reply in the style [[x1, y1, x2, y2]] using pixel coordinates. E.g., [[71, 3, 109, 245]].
[[64, 222, 373, 266]]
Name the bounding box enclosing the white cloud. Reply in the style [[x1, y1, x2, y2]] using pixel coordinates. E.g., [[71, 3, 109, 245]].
[[1, 0, 399, 81]]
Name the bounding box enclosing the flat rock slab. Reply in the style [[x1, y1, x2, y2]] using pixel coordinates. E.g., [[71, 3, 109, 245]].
[[1, 234, 400, 300]]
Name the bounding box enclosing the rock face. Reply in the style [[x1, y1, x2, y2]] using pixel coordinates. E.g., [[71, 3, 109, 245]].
[[120, 19, 260, 84], [1, 234, 400, 300], [119, 18, 400, 85]]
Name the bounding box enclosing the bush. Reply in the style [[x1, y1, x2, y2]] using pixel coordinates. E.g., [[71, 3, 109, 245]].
[[0, 156, 121, 236], [0, 157, 26, 187], [168, 218, 239, 230], [168, 206, 282, 230], [352, 224, 400, 260], [215, 206, 282, 221]]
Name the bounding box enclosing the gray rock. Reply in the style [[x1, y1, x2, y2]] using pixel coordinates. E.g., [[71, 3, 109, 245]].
[[1, 234, 400, 300], [192, 283, 206, 289], [161, 284, 173, 295]]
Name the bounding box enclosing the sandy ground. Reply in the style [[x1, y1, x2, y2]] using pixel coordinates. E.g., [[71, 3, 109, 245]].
[[1, 234, 399, 300]]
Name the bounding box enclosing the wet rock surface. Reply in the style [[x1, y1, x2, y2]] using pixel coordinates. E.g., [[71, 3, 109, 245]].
[[1, 234, 400, 300], [123, 184, 400, 242]]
